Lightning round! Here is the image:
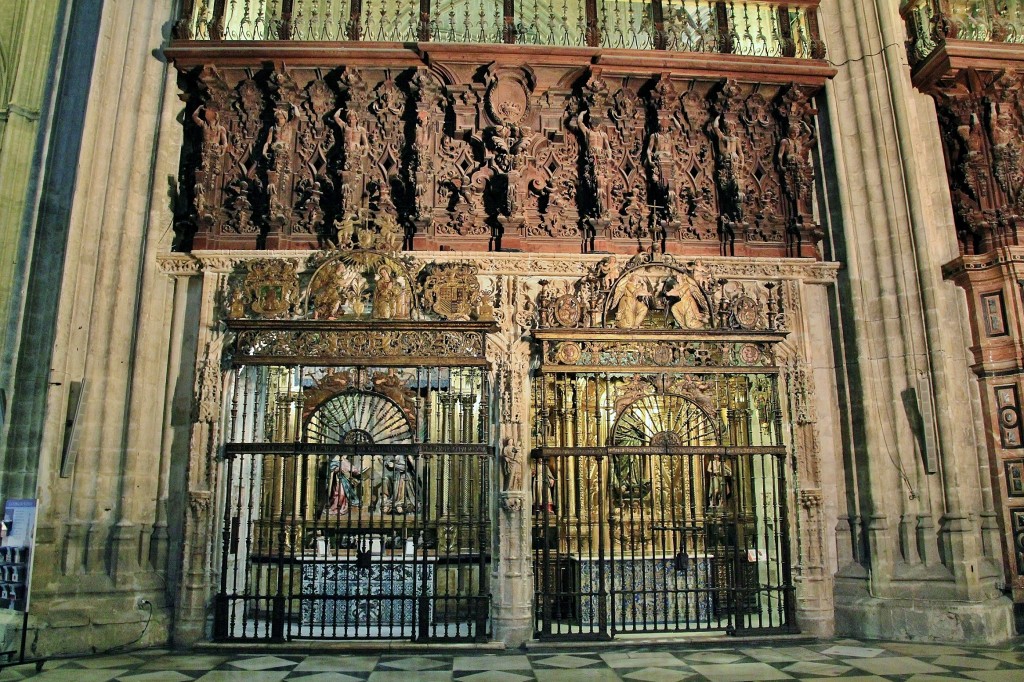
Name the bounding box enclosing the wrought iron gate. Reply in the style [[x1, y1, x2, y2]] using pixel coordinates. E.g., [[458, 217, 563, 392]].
[[215, 364, 491, 641], [532, 370, 795, 638]]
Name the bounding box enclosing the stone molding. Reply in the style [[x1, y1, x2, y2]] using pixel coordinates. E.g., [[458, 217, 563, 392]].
[[159, 250, 841, 282]]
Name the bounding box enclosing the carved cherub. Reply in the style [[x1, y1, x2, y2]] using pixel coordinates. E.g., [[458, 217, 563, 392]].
[[596, 256, 620, 291], [375, 213, 403, 252]]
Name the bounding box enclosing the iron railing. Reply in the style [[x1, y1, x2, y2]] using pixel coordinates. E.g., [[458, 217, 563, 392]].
[[216, 364, 492, 642], [903, 0, 1024, 65], [173, 0, 825, 59]]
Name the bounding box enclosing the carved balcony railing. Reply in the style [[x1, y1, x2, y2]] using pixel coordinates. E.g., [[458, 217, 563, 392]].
[[173, 0, 825, 59], [903, 0, 1024, 67]]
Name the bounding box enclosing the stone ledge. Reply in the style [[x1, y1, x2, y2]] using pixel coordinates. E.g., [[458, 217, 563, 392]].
[[834, 593, 1014, 645]]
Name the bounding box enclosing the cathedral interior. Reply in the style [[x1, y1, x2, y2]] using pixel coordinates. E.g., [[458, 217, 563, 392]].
[[0, 0, 1023, 653]]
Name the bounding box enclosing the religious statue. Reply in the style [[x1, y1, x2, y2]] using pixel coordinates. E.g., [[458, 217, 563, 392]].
[[225, 287, 246, 319], [320, 455, 361, 517], [310, 263, 348, 319], [666, 275, 710, 330], [383, 454, 419, 515], [612, 452, 648, 501], [706, 454, 733, 507], [372, 267, 411, 320], [612, 275, 652, 329], [501, 437, 523, 492], [533, 457, 556, 513]]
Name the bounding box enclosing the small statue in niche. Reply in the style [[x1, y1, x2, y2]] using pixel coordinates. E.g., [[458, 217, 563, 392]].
[[706, 453, 733, 508], [537, 280, 558, 328], [532, 457, 556, 513], [476, 290, 496, 322], [612, 274, 652, 329], [666, 275, 710, 330], [225, 287, 247, 319], [501, 437, 523, 492]]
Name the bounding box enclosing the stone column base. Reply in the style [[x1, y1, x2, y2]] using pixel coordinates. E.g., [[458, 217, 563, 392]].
[[835, 593, 1014, 644]]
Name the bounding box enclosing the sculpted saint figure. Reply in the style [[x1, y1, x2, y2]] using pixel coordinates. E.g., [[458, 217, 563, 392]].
[[501, 438, 523, 492], [372, 266, 411, 320]]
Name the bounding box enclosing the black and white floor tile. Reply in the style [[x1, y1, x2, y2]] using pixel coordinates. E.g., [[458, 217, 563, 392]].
[[2, 638, 1024, 681]]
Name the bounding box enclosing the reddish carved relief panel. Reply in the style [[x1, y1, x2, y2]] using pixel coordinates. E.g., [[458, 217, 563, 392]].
[[175, 63, 824, 257]]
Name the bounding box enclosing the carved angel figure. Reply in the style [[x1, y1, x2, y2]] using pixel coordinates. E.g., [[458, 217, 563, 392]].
[[612, 275, 652, 329], [666, 275, 710, 330]]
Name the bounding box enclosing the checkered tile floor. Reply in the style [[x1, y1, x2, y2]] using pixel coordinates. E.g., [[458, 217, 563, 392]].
[[3, 638, 1024, 681]]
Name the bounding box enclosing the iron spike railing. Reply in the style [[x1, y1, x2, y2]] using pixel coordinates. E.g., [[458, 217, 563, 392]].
[[174, 0, 824, 59], [903, 0, 1024, 67]]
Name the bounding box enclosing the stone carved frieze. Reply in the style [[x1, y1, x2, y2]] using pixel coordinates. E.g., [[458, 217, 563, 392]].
[[530, 254, 785, 334], [544, 339, 777, 370], [234, 327, 486, 364], [176, 64, 827, 258]]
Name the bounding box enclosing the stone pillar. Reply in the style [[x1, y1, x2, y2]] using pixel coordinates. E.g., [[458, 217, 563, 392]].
[[489, 275, 534, 646], [1, 0, 189, 654], [819, 0, 1012, 642]]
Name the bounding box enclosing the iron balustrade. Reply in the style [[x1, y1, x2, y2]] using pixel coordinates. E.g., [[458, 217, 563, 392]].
[[173, 0, 825, 59], [903, 0, 1024, 65]]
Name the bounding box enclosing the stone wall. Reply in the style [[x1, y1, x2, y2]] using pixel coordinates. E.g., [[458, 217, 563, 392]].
[[819, 0, 1012, 642]]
